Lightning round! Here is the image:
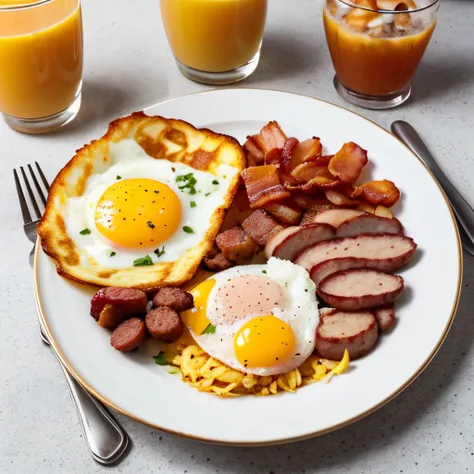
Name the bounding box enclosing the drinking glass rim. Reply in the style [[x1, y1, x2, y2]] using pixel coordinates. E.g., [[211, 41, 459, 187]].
[[0, 0, 79, 11], [333, 0, 439, 14]]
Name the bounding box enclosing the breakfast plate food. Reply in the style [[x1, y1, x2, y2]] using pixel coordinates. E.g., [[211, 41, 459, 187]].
[[35, 89, 461, 445]]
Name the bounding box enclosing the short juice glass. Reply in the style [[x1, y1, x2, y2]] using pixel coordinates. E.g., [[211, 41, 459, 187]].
[[0, 0, 83, 134], [323, 0, 439, 109], [160, 0, 268, 85]]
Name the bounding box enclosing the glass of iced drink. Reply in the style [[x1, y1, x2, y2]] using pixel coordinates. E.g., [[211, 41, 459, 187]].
[[323, 0, 439, 109]]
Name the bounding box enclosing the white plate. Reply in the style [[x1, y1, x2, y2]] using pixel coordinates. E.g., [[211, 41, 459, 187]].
[[35, 89, 462, 445]]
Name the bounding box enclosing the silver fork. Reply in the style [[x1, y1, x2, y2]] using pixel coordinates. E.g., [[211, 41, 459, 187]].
[[13, 163, 130, 465]]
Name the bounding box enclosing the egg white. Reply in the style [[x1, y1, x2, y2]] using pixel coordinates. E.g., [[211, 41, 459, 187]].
[[192, 258, 320, 376], [64, 139, 238, 268]]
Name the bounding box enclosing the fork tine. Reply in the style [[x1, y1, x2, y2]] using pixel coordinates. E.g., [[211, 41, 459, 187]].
[[27, 164, 47, 207], [20, 166, 41, 220], [13, 169, 32, 224], [35, 162, 50, 191]]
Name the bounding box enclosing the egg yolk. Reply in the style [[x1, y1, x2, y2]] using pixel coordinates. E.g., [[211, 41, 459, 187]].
[[181, 278, 215, 335], [95, 178, 182, 248], [234, 315, 296, 369]]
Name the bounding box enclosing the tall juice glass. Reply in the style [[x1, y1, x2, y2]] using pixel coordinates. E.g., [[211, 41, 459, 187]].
[[160, 0, 267, 85], [323, 0, 439, 109], [0, 0, 83, 134]]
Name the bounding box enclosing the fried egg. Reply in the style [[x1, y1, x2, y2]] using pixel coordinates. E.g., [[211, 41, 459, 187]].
[[181, 258, 320, 376], [38, 113, 245, 289], [65, 139, 237, 268]]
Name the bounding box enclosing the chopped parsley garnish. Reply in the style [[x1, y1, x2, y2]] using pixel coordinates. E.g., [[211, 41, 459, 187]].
[[79, 228, 91, 235], [204, 192, 211, 197], [176, 173, 197, 195], [261, 270, 267, 274], [223, 174, 227, 179], [202, 324, 216, 335], [190, 201, 196, 208], [116, 175, 122, 180], [153, 352, 168, 366], [154, 247, 165, 258], [167, 368, 179, 375], [133, 255, 153, 266], [212, 179, 219, 185], [183, 226, 194, 234], [110, 251, 116, 257], [147, 220, 155, 229]]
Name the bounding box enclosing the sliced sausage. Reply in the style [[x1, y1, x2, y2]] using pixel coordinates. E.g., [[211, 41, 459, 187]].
[[315, 309, 378, 360], [110, 318, 146, 352], [145, 307, 183, 343], [216, 226, 259, 261], [202, 252, 233, 272], [317, 269, 404, 311], [152, 287, 194, 312], [335, 214, 403, 238], [91, 287, 148, 319], [97, 304, 127, 330], [264, 223, 335, 261], [295, 234, 417, 273], [302, 208, 366, 228], [374, 305, 396, 332]]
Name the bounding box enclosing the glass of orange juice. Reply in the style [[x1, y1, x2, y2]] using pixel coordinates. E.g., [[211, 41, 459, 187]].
[[323, 0, 439, 109], [160, 0, 268, 85], [0, 0, 83, 134]]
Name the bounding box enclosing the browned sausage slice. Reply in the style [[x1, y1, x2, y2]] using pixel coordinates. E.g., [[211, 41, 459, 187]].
[[98, 304, 125, 330], [317, 269, 404, 311], [335, 214, 403, 238], [303, 208, 366, 228], [145, 307, 183, 343], [91, 287, 148, 319], [374, 305, 396, 332], [264, 223, 335, 261], [202, 252, 233, 271], [110, 318, 146, 352], [152, 287, 194, 312], [316, 309, 378, 360], [294, 234, 417, 273]]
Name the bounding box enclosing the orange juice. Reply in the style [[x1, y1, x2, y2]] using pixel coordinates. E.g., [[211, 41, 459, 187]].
[[0, 0, 83, 119], [160, 0, 267, 73], [323, 8, 435, 96]]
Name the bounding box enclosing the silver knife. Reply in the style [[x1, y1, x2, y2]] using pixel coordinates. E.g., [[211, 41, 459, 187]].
[[391, 120, 474, 256]]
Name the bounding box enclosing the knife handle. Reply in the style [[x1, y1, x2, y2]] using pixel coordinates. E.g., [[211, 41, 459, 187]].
[[391, 120, 474, 244]]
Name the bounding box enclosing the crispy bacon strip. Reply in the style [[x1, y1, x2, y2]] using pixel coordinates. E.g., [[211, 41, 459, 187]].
[[285, 175, 341, 193], [220, 185, 253, 231], [241, 209, 283, 246], [328, 142, 368, 184], [352, 179, 401, 207], [291, 156, 333, 183], [241, 165, 290, 209], [253, 121, 287, 154], [292, 194, 333, 209], [243, 137, 265, 167], [264, 201, 303, 226], [215, 226, 258, 261], [265, 148, 283, 165], [325, 189, 359, 207], [291, 138, 322, 166]]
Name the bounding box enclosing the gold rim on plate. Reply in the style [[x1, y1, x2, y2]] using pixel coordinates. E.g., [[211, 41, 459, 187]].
[[34, 88, 463, 446]]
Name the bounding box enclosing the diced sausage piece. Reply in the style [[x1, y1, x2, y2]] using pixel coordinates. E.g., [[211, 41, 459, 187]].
[[241, 209, 283, 247], [98, 304, 127, 330], [374, 305, 396, 332], [264, 224, 335, 261], [202, 252, 233, 272], [145, 307, 183, 343], [152, 287, 194, 312], [303, 208, 367, 228], [316, 309, 378, 360], [216, 226, 259, 261], [336, 214, 403, 238], [317, 269, 404, 311], [295, 234, 417, 273], [91, 287, 148, 319], [110, 318, 146, 352]]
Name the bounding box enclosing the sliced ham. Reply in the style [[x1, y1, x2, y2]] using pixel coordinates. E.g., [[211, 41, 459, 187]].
[[302, 208, 367, 228], [315, 309, 378, 360], [317, 269, 404, 311], [335, 214, 403, 238], [374, 305, 396, 332], [264, 224, 335, 261], [241, 209, 283, 246]]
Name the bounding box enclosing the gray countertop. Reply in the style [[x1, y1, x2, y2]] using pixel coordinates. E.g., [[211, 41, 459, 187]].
[[1, 0, 473, 472]]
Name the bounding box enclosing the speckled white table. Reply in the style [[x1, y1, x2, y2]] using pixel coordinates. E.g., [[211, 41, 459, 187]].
[[1, 0, 473, 472]]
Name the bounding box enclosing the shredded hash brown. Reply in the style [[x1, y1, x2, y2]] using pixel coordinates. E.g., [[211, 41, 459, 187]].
[[38, 112, 245, 290], [166, 342, 348, 397]]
